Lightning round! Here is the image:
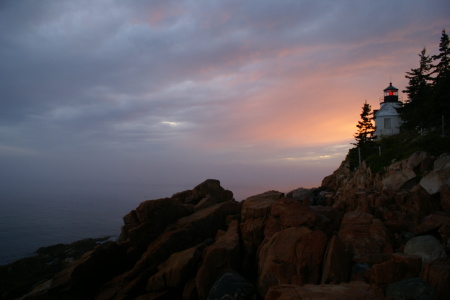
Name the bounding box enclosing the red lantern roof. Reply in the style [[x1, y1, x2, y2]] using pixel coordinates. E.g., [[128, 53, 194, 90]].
[[383, 82, 398, 92]]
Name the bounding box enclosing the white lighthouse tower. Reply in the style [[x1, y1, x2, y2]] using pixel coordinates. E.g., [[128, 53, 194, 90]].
[[374, 82, 403, 138]]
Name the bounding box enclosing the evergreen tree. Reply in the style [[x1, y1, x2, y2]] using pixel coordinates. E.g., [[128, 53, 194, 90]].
[[399, 29, 450, 133], [430, 29, 450, 132], [399, 48, 433, 130], [431, 29, 450, 84], [403, 48, 432, 100], [353, 101, 375, 147]]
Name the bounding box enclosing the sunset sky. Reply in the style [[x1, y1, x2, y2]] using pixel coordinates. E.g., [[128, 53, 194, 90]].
[[1, 0, 449, 200]]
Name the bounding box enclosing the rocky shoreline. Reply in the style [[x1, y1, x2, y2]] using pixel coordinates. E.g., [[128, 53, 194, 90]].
[[1, 151, 450, 300], [0, 237, 115, 299]]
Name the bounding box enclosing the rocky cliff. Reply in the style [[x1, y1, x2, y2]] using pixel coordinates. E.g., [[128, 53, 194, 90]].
[[2, 152, 450, 300]]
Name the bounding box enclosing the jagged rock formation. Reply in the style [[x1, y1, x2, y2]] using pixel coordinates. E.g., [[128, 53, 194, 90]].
[[2, 152, 450, 300]]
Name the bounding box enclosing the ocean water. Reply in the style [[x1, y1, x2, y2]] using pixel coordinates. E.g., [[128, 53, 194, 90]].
[[0, 182, 263, 266], [0, 182, 189, 266]]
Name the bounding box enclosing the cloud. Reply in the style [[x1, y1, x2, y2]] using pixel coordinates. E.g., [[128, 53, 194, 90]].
[[0, 144, 40, 157], [0, 0, 449, 197]]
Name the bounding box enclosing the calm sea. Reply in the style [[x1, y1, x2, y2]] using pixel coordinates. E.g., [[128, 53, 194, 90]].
[[0, 182, 262, 265]]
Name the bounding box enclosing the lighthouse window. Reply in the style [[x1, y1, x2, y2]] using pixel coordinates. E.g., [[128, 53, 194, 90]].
[[389, 91, 394, 96], [384, 118, 391, 129]]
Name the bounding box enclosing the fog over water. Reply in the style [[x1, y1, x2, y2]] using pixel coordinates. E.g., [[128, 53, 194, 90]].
[[0, 182, 193, 265]]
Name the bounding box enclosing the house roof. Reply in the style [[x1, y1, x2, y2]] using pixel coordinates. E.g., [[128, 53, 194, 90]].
[[374, 102, 402, 118]]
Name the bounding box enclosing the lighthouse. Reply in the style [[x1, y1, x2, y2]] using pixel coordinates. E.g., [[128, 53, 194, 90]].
[[373, 82, 403, 138]]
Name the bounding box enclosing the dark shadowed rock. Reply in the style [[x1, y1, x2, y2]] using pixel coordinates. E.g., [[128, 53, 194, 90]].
[[414, 213, 450, 238], [353, 253, 392, 266], [195, 195, 220, 211], [350, 262, 371, 282], [309, 205, 344, 235], [119, 197, 193, 252], [383, 152, 433, 191], [146, 243, 206, 293], [196, 219, 241, 300], [392, 185, 439, 224], [265, 282, 385, 300], [240, 191, 284, 254], [183, 278, 198, 300], [240, 190, 283, 280], [421, 259, 450, 299], [48, 241, 129, 300], [207, 271, 259, 300], [321, 234, 351, 284], [382, 164, 416, 190], [264, 197, 321, 239], [390, 253, 422, 277], [370, 253, 422, 285], [386, 277, 437, 300], [96, 200, 241, 300], [440, 184, 450, 214], [0, 237, 112, 300], [338, 211, 392, 257], [321, 160, 352, 191], [174, 179, 234, 206], [404, 235, 448, 263], [286, 187, 315, 204], [420, 154, 450, 195], [382, 209, 415, 233], [257, 227, 328, 297], [119, 179, 234, 255]]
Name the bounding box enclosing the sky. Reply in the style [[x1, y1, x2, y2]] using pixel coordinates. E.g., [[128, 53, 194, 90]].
[[1, 0, 449, 201]]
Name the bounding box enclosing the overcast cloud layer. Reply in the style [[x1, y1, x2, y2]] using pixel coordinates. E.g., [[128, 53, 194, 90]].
[[1, 0, 449, 200]]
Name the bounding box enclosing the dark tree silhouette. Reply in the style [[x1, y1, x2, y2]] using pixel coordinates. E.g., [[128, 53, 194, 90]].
[[403, 48, 432, 100], [431, 29, 450, 84], [399, 29, 450, 134], [399, 48, 433, 130], [430, 29, 450, 132], [353, 101, 375, 147]]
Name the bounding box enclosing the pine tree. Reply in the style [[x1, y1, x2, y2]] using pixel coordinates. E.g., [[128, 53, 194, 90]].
[[430, 29, 450, 132], [399, 48, 433, 130], [353, 101, 375, 147], [431, 29, 450, 84], [399, 29, 450, 133], [403, 48, 432, 100]]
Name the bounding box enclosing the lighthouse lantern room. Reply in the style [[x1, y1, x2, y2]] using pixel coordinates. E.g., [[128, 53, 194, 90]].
[[383, 83, 399, 102]]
